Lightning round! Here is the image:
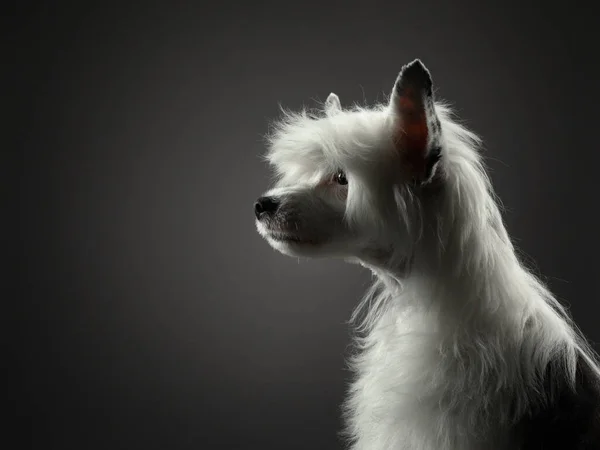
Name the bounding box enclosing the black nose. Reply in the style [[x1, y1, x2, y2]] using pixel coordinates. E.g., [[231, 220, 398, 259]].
[[254, 196, 279, 219]]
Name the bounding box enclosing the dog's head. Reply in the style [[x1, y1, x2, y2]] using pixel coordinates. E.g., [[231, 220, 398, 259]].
[[254, 60, 445, 264]]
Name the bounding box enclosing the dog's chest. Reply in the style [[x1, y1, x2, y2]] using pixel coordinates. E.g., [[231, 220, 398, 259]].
[[345, 311, 509, 450]]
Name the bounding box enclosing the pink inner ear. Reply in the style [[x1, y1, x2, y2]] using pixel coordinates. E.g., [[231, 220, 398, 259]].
[[394, 88, 429, 176]]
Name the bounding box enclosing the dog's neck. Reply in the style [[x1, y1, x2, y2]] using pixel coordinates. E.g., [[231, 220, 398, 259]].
[[359, 201, 521, 324]]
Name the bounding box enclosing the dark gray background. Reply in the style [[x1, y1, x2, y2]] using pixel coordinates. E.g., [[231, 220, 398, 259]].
[[10, 1, 599, 449]]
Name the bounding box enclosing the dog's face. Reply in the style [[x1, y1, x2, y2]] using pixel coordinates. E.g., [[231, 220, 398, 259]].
[[254, 163, 357, 259], [255, 60, 444, 262]]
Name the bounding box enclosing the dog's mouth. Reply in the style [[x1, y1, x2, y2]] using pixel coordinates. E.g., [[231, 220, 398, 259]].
[[257, 215, 323, 246], [267, 231, 319, 245]]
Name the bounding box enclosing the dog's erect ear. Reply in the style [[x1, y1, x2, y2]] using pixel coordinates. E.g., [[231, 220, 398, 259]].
[[325, 92, 342, 115], [390, 59, 442, 183]]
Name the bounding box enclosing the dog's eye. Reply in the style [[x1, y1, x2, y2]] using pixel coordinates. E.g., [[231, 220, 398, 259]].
[[334, 170, 348, 185]]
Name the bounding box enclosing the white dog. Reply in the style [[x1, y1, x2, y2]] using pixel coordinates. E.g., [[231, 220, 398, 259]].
[[254, 59, 600, 450]]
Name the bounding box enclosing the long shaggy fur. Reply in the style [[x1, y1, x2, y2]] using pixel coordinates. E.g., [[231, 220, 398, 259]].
[[254, 60, 600, 450]]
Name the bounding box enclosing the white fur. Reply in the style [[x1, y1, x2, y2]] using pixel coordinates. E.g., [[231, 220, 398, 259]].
[[255, 82, 600, 450]]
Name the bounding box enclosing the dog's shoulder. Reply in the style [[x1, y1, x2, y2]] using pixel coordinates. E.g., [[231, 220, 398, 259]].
[[514, 353, 600, 450]]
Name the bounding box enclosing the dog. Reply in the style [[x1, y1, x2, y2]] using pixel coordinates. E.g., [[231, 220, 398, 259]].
[[254, 59, 600, 450]]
